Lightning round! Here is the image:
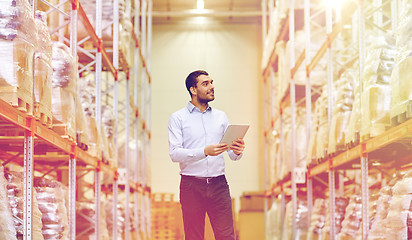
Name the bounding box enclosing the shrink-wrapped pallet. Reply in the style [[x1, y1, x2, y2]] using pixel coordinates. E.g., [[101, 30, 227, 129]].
[[385, 174, 412, 240], [283, 198, 309, 240], [337, 195, 362, 240], [5, 171, 44, 240], [104, 200, 135, 239], [78, 0, 126, 41], [76, 99, 89, 149], [307, 103, 319, 167], [0, 166, 17, 240], [315, 86, 329, 160], [369, 186, 392, 239], [76, 201, 110, 240], [321, 197, 349, 240], [0, 0, 37, 114], [266, 199, 282, 240], [280, 110, 291, 179], [34, 11, 53, 126], [360, 32, 395, 139], [102, 105, 117, 166], [269, 125, 280, 185], [51, 41, 76, 141], [34, 178, 68, 240], [280, 107, 307, 179], [328, 72, 355, 154], [390, 0, 412, 122], [345, 71, 361, 146], [307, 198, 327, 240], [78, 76, 103, 158]]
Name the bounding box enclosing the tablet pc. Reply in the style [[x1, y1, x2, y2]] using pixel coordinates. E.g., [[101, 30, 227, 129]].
[[219, 125, 249, 146]]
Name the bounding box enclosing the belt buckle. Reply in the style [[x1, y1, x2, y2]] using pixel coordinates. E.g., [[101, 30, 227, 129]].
[[206, 178, 211, 184]]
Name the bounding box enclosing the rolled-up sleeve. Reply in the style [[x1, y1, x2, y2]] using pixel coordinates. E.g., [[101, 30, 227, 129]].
[[168, 115, 206, 163]]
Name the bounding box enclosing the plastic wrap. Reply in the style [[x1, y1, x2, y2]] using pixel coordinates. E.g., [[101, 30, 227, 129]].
[[102, 105, 117, 165], [76, 99, 89, 147], [360, 32, 395, 138], [78, 0, 126, 41], [0, 0, 36, 42], [5, 171, 43, 240], [280, 110, 291, 179], [383, 174, 412, 240], [34, 11, 52, 107], [0, 166, 17, 240], [307, 198, 327, 240], [266, 199, 282, 240], [76, 201, 110, 240], [391, 0, 412, 119], [105, 199, 124, 239], [0, 0, 36, 104], [283, 198, 309, 240], [34, 177, 68, 240], [328, 72, 355, 153], [369, 186, 392, 240], [321, 197, 349, 240], [346, 70, 361, 146], [51, 41, 76, 138], [315, 86, 329, 160], [79, 76, 95, 117], [337, 195, 362, 240]]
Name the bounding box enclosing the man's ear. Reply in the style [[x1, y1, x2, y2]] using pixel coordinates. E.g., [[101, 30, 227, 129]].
[[190, 86, 196, 96]]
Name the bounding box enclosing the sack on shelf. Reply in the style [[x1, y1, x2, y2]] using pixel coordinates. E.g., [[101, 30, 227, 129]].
[[34, 178, 69, 240], [337, 195, 362, 240], [4, 170, 44, 240], [0, 166, 17, 240], [307, 198, 327, 240], [51, 41, 77, 140]]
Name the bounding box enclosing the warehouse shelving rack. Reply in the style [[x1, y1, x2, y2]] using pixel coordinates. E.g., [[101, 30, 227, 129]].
[[0, 0, 152, 239], [262, 0, 406, 239]]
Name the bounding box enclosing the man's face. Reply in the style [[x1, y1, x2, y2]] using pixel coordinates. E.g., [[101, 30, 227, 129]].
[[192, 74, 215, 103]]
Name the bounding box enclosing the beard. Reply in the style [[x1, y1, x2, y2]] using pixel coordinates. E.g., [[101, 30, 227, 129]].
[[198, 90, 215, 104]]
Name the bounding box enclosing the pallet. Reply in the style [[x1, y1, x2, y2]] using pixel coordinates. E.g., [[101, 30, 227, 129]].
[[360, 123, 391, 142], [0, 86, 33, 115], [390, 100, 412, 127], [345, 132, 360, 149], [52, 121, 76, 143], [33, 102, 52, 128]]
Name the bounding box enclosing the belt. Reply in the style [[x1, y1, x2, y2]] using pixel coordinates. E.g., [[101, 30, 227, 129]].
[[181, 174, 225, 184]]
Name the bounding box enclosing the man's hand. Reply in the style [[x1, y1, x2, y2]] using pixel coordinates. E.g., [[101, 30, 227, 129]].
[[204, 143, 229, 156], [230, 138, 245, 155]]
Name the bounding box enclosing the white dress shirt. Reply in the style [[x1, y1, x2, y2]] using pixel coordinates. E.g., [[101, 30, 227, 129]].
[[168, 102, 242, 177]]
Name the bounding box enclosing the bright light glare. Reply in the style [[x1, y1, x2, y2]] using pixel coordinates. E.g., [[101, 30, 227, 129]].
[[197, 0, 204, 10], [324, 0, 343, 20]]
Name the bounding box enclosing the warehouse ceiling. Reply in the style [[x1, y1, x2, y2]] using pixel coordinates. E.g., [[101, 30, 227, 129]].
[[152, 0, 262, 23]]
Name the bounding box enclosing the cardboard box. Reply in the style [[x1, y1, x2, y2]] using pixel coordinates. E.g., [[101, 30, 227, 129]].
[[240, 191, 266, 211]]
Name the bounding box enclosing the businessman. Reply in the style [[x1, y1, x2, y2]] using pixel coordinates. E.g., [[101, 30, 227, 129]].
[[168, 70, 245, 240]]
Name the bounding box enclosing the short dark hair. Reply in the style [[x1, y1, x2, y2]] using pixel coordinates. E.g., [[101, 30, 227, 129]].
[[185, 70, 209, 97]]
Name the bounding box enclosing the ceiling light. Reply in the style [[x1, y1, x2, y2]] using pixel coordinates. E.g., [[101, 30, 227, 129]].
[[197, 0, 204, 10]]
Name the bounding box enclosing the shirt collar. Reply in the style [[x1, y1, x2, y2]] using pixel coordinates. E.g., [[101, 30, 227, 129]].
[[187, 102, 212, 113]]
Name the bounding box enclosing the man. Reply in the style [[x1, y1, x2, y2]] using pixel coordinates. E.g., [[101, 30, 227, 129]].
[[168, 70, 245, 240]]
